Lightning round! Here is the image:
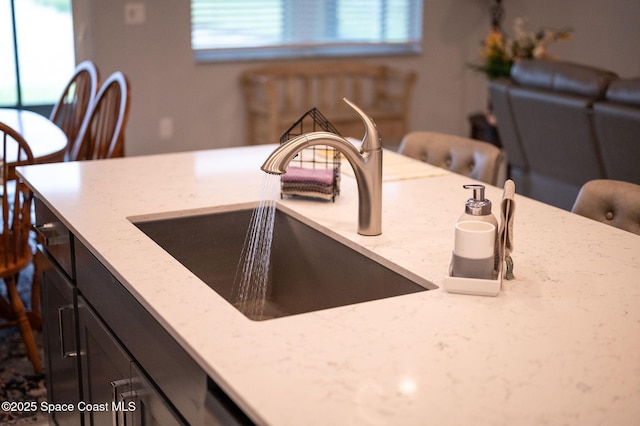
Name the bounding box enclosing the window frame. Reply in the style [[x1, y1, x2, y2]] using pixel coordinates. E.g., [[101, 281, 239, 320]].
[[191, 0, 423, 63]]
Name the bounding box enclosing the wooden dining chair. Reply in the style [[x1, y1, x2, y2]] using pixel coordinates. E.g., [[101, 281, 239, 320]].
[[69, 71, 130, 161], [50, 60, 100, 158], [0, 122, 42, 374]]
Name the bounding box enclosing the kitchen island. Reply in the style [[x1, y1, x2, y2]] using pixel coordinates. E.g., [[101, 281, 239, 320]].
[[19, 145, 640, 425]]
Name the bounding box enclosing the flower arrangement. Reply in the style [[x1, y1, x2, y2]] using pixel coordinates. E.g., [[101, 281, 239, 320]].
[[471, 18, 573, 79]]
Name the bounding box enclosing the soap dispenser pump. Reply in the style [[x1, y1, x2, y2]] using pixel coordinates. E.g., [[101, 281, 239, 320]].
[[458, 184, 498, 229]]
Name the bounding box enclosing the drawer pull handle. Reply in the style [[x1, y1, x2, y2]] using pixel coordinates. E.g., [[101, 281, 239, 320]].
[[34, 223, 69, 246], [111, 378, 129, 426], [57, 305, 77, 358], [111, 378, 142, 426]]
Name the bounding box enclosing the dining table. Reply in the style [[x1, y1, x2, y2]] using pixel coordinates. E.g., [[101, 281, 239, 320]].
[[0, 108, 68, 167]]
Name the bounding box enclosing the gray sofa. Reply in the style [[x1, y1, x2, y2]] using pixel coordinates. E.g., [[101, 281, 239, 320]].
[[489, 59, 640, 210]]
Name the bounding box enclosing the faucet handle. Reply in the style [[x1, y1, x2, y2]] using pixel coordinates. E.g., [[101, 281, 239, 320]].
[[342, 98, 381, 152]]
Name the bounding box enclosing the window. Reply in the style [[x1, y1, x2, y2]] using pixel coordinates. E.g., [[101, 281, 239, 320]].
[[191, 0, 423, 62], [0, 0, 75, 110]]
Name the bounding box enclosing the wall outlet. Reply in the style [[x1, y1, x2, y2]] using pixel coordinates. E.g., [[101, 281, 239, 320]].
[[125, 3, 145, 26], [159, 118, 174, 139]]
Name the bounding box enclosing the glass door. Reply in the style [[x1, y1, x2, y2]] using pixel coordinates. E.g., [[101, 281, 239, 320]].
[[0, 0, 75, 113]]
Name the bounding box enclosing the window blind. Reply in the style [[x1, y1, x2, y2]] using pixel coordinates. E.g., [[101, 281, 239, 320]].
[[191, 0, 423, 61]]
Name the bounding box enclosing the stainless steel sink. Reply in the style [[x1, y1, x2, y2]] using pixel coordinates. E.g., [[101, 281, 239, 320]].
[[133, 207, 434, 320]]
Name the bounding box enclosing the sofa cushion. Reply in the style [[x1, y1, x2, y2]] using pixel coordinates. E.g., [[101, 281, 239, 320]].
[[593, 101, 640, 183], [488, 79, 528, 169], [511, 59, 617, 99], [509, 88, 605, 185], [605, 78, 640, 107]]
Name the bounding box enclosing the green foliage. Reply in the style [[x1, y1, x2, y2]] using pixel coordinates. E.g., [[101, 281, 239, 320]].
[[35, 0, 71, 13]]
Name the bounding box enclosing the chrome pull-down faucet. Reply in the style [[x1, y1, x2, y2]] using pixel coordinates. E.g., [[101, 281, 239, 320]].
[[261, 98, 383, 236]]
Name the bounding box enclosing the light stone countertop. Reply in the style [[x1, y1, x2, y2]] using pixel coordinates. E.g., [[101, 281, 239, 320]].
[[18, 145, 640, 425]]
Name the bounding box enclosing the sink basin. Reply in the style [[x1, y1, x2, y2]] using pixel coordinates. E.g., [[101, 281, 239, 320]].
[[133, 207, 434, 320]]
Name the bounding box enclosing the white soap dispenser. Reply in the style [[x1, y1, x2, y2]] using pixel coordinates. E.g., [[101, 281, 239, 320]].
[[458, 184, 498, 229], [445, 184, 503, 294]]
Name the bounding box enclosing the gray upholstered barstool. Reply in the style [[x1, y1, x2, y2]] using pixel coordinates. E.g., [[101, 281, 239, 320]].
[[571, 179, 640, 235], [398, 131, 507, 186]]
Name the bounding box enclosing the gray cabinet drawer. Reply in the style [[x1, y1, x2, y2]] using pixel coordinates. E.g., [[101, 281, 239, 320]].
[[78, 296, 184, 426], [130, 363, 183, 425], [38, 249, 82, 426], [74, 238, 207, 425], [34, 197, 74, 279]]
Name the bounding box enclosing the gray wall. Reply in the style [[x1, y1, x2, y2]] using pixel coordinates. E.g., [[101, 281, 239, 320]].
[[73, 0, 640, 157]]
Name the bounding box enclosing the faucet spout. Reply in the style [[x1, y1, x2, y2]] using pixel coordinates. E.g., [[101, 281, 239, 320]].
[[261, 98, 382, 236]]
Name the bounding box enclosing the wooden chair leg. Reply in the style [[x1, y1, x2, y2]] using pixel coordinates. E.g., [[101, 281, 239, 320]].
[[0, 293, 15, 319], [6, 274, 42, 375]]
